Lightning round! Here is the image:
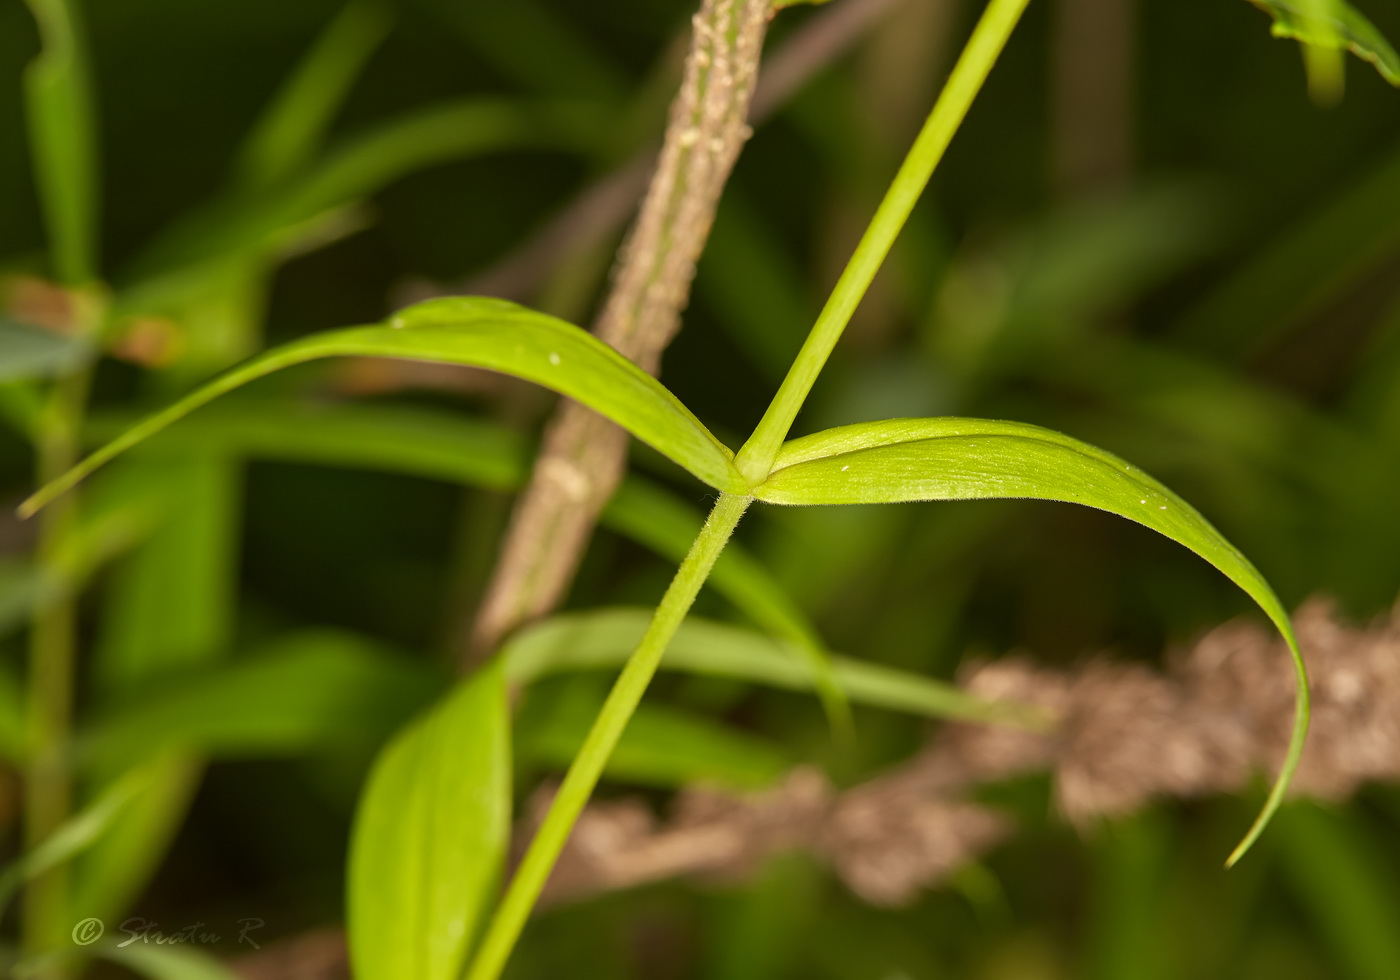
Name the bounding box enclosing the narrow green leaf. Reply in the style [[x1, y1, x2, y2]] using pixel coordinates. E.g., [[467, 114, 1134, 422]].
[[502, 607, 1044, 729], [80, 631, 437, 772], [754, 416, 1309, 864], [0, 760, 156, 910], [89, 400, 530, 494], [70, 753, 201, 929], [89, 400, 812, 670], [21, 297, 745, 515], [348, 661, 511, 980], [84, 399, 849, 731], [22, 0, 98, 284], [98, 942, 243, 980], [84, 399, 848, 727], [129, 100, 597, 282], [234, 0, 393, 190], [1247, 0, 1400, 85], [518, 685, 791, 789]]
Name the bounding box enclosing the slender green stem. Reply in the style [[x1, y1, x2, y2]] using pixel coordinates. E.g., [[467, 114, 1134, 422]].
[[464, 5, 1034, 971], [464, 492, 752, 980], [733, 0, 1033, 485]]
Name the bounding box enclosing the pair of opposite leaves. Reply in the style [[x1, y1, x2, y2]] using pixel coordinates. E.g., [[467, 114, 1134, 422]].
[[20, 296, 1309, 867]]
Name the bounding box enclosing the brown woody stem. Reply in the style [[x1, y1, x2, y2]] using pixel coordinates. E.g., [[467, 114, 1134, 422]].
[[464, 0, 774, 666]]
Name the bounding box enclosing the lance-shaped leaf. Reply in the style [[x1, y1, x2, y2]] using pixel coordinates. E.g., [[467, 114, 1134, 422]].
[[233, 0, 394, 191], [91, 401, 815, 671], [349, 661, 511, 980], [98, 942, 243, 980], [516, 685, 792, 790], [1247, 0, 1400, 85], [20, 297, 746, 515], [754, 416, 1309, 865], [127, 99, 598, 283], [0, 760, 157, 910], [502, 607, 1044, 730]]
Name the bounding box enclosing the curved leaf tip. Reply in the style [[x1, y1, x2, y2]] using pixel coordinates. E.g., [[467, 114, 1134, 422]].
[[757, 416, 1310, 862], [1226, 623, 1311, 867]]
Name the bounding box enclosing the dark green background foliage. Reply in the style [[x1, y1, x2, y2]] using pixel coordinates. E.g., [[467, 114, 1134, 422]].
[[4, 0, 1400, 976]]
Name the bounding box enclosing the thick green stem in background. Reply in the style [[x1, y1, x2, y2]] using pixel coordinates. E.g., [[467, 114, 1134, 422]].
[[464, 492, 751, 980], [734, 0, 1033, 485], [23, 332, 98, 969], [20, 0, 101, 948], [20, 0, 99, 962]]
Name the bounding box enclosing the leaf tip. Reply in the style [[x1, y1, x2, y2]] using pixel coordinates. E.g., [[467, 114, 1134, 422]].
[[1223, 833, 1253, 869], [18, 469, 82, 519], [16, 492, 43, 520], [1225, 628, 1311, 869]]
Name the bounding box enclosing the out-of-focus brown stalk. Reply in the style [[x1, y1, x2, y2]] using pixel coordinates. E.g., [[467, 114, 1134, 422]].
[[22, 285, 102, 971], [1051, 0, 1135, 194], [463, 0, 773, 666], [528, 598, 1398, 907]]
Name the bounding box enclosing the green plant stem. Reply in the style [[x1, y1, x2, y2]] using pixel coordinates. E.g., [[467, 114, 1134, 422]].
[[465, 7, 1032, 970], [23, 359, 95, 967], [21, 0, 98, 958], [733, 0, 1033, 485], [464, 492, 752, 980]]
